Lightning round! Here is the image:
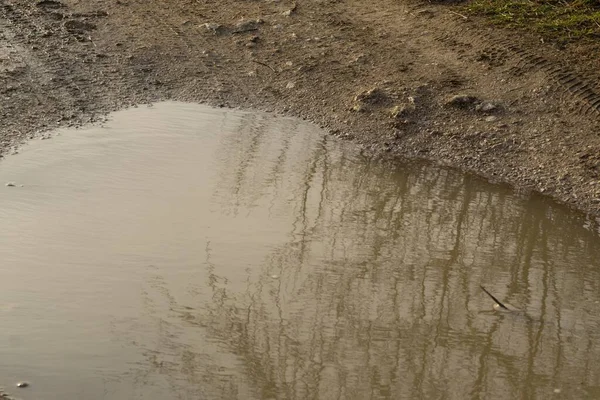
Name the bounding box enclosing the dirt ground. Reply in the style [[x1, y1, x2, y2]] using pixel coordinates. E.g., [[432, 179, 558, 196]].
[[1, 0, 599, 218]]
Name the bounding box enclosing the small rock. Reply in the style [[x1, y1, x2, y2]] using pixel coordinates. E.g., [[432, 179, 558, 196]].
[[271, 274, 280, 279], [233, 18, 263, 33], [390, 96, 416, 118], [63, 20, 96, 33], [390, 104, 412, 119], [445, 94, 479, 108], [354, 87, 389, 105], [16, 382, 29, 388], [36, 0, 64, 10], [553, 388, 561, 394], [282, 3, 297, 17], [5, 182, 16, 187], [351, 103, 364, 112], [286, 82, 295, 89], [202, 22, 223, 34], [476, 101, 499, 113], [485, 115, 498, 122]]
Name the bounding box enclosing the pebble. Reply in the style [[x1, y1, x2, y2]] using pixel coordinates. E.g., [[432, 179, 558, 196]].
[[476, 101, 499, 113], [202, 22, 222, 34], [485, 116, 498, 122], [445, 94, 479, 108], [234, 18, 263, 33], [16, 382, 29, 388], [5, 182, 16, 187]]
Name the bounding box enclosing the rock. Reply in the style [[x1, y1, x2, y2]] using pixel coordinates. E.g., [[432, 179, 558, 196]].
[[351, 103, 364, 112], [202, 22, 224, 35], [485, 115, 498, 122], [390, 96, 416, 118], [445, 94, 479, 108], [233, 18, 263, 33], [5, 182, 16, 187], [16, 382, 29, 388], [282, 4, 297, 17], [476, 101, 499, 113], [390, 104, 413, 119], [354, 88, 389, 106], [36, 0, 64, 9], [286, 82, 296, 89], [63, 20, 96, 33]]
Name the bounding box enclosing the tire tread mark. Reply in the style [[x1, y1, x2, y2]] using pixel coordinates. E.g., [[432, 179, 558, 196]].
[[435, 14, 600, 118]]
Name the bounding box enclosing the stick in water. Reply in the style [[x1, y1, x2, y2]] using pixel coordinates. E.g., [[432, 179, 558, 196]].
[[480, 285, 508, 310]]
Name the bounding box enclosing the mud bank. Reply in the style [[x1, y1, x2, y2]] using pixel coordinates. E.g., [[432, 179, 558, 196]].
[[1, 0, 599, 217]]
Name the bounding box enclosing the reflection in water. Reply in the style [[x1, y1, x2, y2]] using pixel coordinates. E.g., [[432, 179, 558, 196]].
[[200, 150, 600, 399], [0, 102, 599, 399]]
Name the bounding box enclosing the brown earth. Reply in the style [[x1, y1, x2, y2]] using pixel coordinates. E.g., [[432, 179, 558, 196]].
[[1, 0, 599, 218]]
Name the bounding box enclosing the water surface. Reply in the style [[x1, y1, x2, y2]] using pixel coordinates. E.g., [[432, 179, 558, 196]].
[[1, 102, 600, 399]]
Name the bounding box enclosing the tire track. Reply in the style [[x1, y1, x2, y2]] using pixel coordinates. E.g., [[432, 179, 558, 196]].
[[123, 0, 249, 101], [434, 16, 600, 117], [0, 1, 114, 114]]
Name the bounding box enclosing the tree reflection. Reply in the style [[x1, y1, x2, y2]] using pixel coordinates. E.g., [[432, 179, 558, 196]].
[[137, 112, 600, 399]]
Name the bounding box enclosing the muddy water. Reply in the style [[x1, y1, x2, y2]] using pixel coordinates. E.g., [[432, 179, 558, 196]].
[[1, 102, 600, 399]]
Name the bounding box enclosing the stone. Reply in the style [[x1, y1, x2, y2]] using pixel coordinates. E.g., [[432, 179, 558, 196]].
[[445, 94, 479, 108], [233, 18, 263, 33], [390, 104, 412, 119], [63, 20, 96, 33], [476, 101, 499, 113], [202, 22, 223, 35], [354, 88, 388, 105]]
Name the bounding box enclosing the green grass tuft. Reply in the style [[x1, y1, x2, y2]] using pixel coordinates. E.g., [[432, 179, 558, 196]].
[[464, 0, 600, 42]]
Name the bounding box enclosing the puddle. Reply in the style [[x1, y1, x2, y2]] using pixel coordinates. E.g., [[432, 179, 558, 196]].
[[1, 102, 600, 399]]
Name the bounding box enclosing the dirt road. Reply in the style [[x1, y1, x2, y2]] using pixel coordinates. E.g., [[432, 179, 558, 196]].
[[1, 0, 599, 217]]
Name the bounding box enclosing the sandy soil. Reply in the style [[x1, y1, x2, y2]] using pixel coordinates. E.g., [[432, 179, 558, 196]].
[[1, 0, 599, 217]]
